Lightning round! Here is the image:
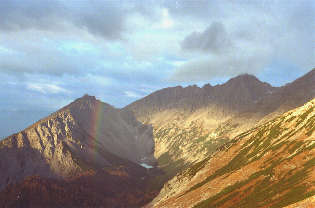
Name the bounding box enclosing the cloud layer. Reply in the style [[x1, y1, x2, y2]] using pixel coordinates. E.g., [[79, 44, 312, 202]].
[[181, 22, 231, 53], [170, 0, 314, 81], [0, 0, 127, 39], [0, 0, 314, 138]]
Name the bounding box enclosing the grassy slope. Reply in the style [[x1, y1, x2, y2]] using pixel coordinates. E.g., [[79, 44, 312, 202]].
[[155, 99, 315, 208]]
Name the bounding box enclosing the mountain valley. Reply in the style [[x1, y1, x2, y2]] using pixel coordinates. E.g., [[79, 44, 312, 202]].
[[0, 69, 314, 207]]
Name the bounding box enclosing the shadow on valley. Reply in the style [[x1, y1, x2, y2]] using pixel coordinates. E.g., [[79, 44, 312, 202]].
[[0, 173, 152, 208], [0, 139, 166, 208]]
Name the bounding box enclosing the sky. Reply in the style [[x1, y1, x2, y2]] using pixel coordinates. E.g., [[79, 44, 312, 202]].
[[0, 0, 314, 138]]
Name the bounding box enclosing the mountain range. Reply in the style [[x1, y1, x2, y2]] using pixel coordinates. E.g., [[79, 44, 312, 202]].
[[0, 68, 314, 207]]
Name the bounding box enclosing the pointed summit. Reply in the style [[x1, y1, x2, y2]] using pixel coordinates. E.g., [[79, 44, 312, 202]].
[[59, 94, 113, 116], [202, 83, 213, 90], [82, 93, 96, 99], [224, 73, 271, 88], [229, 73, 259, 81], [0, 95, 156, 207], [0, 94, 155, 191], [125, 73, 275, 118]]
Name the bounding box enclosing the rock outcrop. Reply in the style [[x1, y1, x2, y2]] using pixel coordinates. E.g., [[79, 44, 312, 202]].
[[125, 69, 315, 183], [0, 94, 157, 207], [126, 70, 315, 122], [125, 74, 275, 122], [0, 69, 314, 207]]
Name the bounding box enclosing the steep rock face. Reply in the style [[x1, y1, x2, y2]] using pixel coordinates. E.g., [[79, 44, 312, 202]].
[[0, 95, 155, 191], [255, 68, 315, 114], [125, 74, 276, 180], [63, 95, 155, 164], [151, 98, 315, 208], [124, 70, 315, 181], [0, 70, 313, 207], [126, 69, 315, 123], [0, 110, 82, 190], [125, 74, 274, 122]]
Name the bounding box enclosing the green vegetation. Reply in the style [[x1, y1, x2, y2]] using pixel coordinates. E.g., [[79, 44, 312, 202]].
[[156, 104, 314, 207], [194, 134, 209, 143], [184, 157, 209, 178], [270, 140, 289, 152], [185, 144, 252, 194], [187, 109, 314, 207], [213, 122, 239, 138], [193, 155, 314, 208], [304, 142, 315, 151], [189, 123, 283, 194], [268, 122, 282, 139], [158, 151, 171, 166], [304, 115, 315, 136], [300, 107, 314, 121], [201, 137, 229, 154], [148, 152, 187, 191], [296, 106, 314, 127], [287, 141, 304, 154], [157, 151, 187, 179], [285, 115, 296, 123]]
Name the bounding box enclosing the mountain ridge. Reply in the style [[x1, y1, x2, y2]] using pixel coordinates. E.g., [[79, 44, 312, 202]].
[[0, 68, 314, 207], [124, 73, 276, 121], [125, 69, 315, 121], [0, 93, 156, 189], [122, 69, 314, 183]]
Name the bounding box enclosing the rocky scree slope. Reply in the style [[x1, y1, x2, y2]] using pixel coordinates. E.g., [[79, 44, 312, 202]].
[[150, 98, 315, 208], [0, 95, 157, 207], [125, 69, 315, 182]]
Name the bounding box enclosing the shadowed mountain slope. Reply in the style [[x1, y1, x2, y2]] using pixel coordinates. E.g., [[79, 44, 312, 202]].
[[125, 74, 275, 121], [255, 68, 315, 114], [0, 70, 314, 207], [0, 95, 157, 207], [124, 69, 315, 184], [126, 69, 315, 122]]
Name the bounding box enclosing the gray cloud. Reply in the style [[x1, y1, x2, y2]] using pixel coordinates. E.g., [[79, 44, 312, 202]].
[[0, 0, 64, 31], [0, 0, 167, 77], [171, 0, 315, 81], [163, 0, 219, 19], [0, 0, 314, 139], [170, 52, 271, 82], [181, 22, 231, 53], [0, 0, 127, 40], [0, 34, 101, 75], [71, 1, 126, 40]]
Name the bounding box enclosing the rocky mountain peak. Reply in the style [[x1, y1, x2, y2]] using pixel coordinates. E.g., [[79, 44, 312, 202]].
[[202, 83, 213, 89], [125, 73, 276, 119], [57, 94, 114, 118], [82, 93, 96, 100], [0, 70, 314, 207], [224, 73, 272, 88]]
